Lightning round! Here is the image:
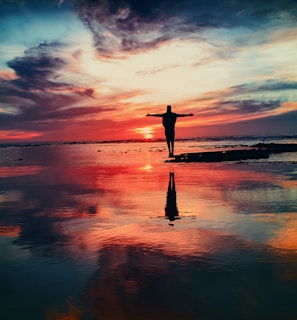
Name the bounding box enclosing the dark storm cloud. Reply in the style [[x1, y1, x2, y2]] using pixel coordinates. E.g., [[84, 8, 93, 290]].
[[74, 0, 297, 55]]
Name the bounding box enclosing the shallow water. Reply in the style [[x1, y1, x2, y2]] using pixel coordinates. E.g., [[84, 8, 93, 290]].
[[1, 140, 297, 319]]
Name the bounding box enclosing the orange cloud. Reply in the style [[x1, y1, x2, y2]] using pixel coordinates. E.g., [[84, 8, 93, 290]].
[[0, 130, 42, 141], [0, 70, 17, 80]]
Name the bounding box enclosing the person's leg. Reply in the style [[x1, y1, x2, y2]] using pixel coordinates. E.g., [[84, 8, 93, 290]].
[[165, 131, 171, 156], [166, 129, 175, 157], [170, 130, 175, 156], [168, 140, 173, 157], [166, 139, 171, 155]]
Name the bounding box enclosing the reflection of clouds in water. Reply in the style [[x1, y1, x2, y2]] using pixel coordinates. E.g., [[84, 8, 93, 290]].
[[0, 190, 23, 203], [1, 142, 297, 320], [177, 164, 297, 215], [0, 155, 297, 260], [13, 210, 70, 256], [0, 166, 41, 178], [63, 237, 297, 320], [226, 186, 297, 214], [1, 159, 297, 319], [268, 214, 297, 251], [0, 165, 105, 256]]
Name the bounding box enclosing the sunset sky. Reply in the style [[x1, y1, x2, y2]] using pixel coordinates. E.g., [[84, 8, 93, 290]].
[[0, 0, 297, 142]]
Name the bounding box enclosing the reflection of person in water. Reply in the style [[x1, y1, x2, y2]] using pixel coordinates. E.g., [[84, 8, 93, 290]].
[[146, 105, 193, 157], [165, 172, 180, 226]]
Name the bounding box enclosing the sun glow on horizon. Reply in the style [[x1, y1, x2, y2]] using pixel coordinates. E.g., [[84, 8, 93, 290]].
[[132, 126, 155, 140]]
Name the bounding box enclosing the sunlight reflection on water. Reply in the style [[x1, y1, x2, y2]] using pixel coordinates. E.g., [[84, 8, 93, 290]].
[[1, 141, 297, 319]]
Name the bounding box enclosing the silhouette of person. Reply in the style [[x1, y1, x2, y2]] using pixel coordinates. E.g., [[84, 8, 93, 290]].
[[146, 105, 193, 157], [165, 172, 180, 226]]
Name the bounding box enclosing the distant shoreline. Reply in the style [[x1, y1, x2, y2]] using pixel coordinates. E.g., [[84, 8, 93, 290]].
[[1, 134, 297, 149]]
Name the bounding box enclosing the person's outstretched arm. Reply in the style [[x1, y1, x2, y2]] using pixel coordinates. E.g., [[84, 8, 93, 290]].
[[146, 113, 164, 117], [176, 113, 194, 117]]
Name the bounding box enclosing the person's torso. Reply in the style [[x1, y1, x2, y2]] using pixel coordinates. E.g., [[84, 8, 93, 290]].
[[162, 112, 177, 129]]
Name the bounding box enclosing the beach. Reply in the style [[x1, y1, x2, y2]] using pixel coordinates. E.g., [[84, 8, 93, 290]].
[[1, 136, 297, 319]]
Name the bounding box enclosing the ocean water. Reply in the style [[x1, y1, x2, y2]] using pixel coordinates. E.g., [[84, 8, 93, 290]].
[[1, 136, 297, 319]]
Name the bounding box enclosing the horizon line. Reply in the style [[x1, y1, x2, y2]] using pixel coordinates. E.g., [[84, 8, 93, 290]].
[[1, 134, 297, 148]]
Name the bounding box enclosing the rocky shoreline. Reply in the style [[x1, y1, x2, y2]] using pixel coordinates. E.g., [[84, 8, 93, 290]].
[[166, 143, 297, 163]]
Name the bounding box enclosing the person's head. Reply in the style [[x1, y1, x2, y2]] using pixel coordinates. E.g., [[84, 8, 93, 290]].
[[167, 105, 172, 112]]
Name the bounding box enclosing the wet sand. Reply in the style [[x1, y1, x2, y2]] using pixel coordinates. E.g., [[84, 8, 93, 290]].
[[168, 143, 297, 162], [1, 142, 297, 319]]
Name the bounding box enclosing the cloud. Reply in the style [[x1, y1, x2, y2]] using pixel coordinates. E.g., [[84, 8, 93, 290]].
[[136, 63, 178, 76], [185, 79, 297, 113], [220, 109, 297, 136], [7, 44, 65, 89], [76, 87, 96, 98], [5, 42, 69, 90], [175, 79, 297, 137], [0, 129, 42, 140], [196, 79, 297, 102], [0, 42, 114, 139], [216, 100, 281, 115], [229, 80, 297, 96], [74, 0, 297, 56], [75, 0, 176, 56]]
